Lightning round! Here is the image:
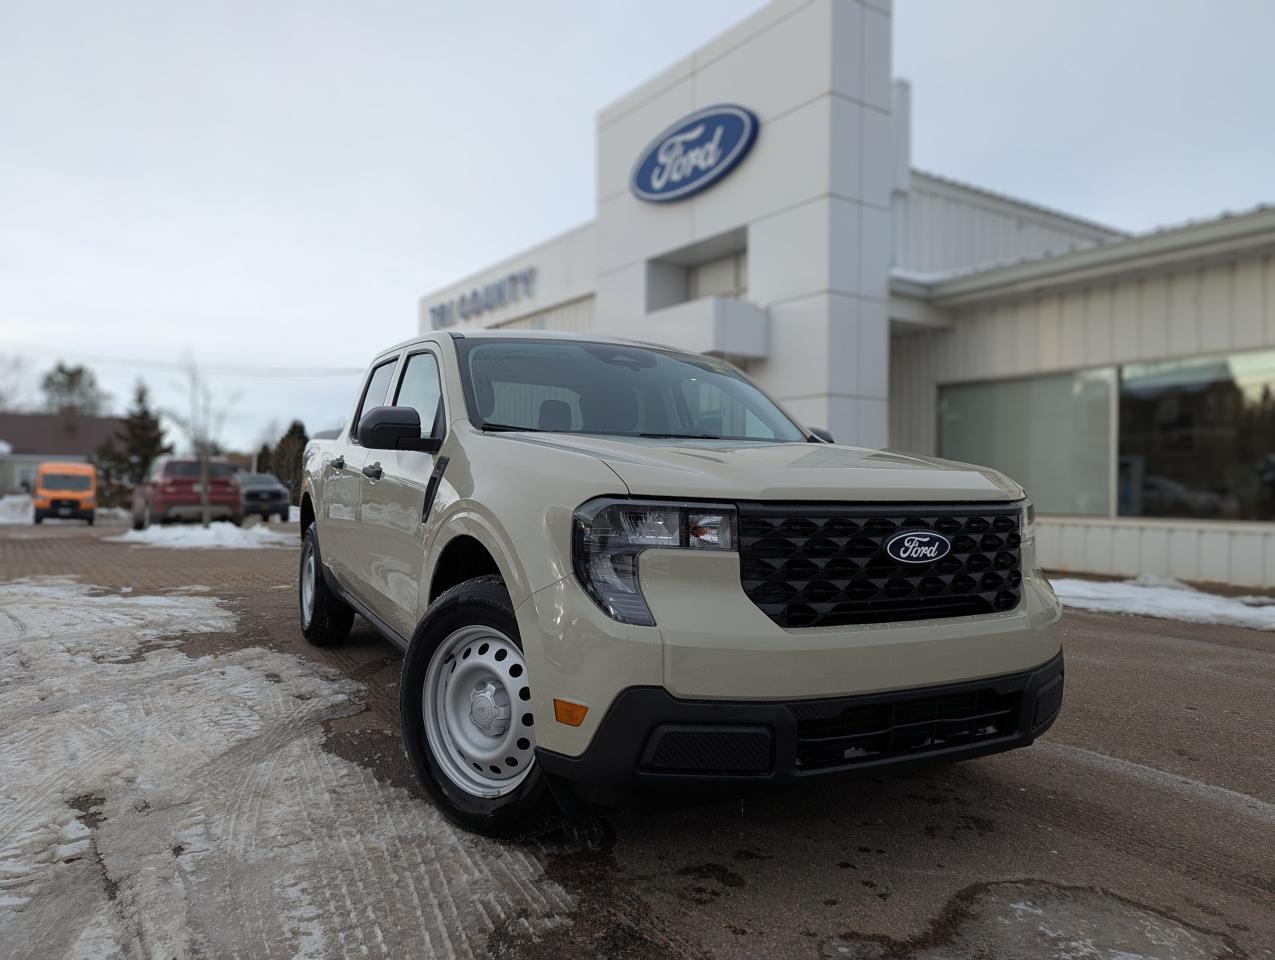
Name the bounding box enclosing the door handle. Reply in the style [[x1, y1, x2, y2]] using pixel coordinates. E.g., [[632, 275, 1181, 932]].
[[362, 463, 383, 480], [330, 455, 345, 470]]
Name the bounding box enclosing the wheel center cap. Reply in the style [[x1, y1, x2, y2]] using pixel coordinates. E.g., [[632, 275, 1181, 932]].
[[469, 680, 509, 736]]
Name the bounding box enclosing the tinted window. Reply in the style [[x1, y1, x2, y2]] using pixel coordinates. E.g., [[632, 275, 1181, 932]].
[[239, 473, 281, 486], [353, 359, 398, 441], [394, 352, 443, 430], [164, 462, 236, 478], [40, 473, 92, 491], [457, 340, 804, 442]]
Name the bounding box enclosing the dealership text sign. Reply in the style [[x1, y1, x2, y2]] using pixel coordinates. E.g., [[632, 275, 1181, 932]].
[[429, 268, 536, 329], [630, 105, 759, 203]]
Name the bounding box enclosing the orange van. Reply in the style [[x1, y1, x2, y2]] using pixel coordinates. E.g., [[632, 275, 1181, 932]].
[[33, 461, 98, 524]]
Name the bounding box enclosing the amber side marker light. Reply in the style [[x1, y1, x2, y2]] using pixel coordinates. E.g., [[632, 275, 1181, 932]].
[[553, 699, 589, 727]]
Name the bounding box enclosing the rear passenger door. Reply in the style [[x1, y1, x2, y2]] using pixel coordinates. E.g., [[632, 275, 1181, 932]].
[[355, 348, 446, 639], [324, 356, 398, 592]]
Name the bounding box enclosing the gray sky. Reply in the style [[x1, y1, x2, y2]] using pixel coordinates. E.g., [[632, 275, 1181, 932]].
[[2, 0, 1272, 451]]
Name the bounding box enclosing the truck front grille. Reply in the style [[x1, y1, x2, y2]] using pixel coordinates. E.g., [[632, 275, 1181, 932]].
[[790, 684, 1023, 771], [737, 502, 1022, 628]]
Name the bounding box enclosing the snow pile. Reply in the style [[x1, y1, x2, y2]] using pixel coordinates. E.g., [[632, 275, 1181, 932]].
[[0, 495, 33, 525], [93, 507, 132, 526], [0, 577, 572, 957], [106, 522, 295, 549], [1052, 574, 1275, 631], [288, 504, 300, 523]]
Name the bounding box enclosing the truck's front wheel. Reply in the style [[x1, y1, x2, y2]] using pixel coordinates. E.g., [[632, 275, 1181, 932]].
[[299, 525, 354, 646], [400, 575, 559, 837]]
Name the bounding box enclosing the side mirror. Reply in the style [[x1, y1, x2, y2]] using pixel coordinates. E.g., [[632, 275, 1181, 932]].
[[807, 426, 835, 444], [358, 405, 441, 453]]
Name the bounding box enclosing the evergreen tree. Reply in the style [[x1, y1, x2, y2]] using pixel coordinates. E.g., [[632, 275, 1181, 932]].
[[256, 443, 274, 475], [94, 381, 172, 504], [272, 420, 309, 504]]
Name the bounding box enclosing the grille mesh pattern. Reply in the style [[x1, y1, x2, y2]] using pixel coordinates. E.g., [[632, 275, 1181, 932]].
[[791, 685, 1024, 771], [738, 502, 1023, 627]]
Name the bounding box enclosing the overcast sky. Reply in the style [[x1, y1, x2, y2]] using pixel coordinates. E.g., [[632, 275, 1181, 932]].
[[2, 0, 1272, 451]]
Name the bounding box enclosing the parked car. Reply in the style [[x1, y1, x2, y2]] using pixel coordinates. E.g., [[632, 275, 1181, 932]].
[[131, 457, 242, 529], [238, 472, 292, 522], [33, 461, 97, 524], [299, 331, 1063, 837]]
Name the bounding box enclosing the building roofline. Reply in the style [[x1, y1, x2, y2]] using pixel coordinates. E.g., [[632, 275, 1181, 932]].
[[893, 205, 1275, 307], [910, 168, 1128, 239]]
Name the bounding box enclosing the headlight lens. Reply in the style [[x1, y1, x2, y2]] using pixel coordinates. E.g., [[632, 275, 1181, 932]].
[[572, 498, 736, 625]]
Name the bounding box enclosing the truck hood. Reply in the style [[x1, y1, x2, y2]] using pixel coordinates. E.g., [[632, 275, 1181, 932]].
[[496, 434, 1023, 502]]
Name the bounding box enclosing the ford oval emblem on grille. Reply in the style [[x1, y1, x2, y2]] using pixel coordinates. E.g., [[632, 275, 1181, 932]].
[[884, 531, 951, 564]]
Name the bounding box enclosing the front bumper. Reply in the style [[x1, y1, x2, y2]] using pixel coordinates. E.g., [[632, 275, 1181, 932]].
[[161, 503, 239, 521], [538, 651, 1064, 809]]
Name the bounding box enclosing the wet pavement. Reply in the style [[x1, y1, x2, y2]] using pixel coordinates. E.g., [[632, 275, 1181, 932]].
[[1, 522, 1271, 959]]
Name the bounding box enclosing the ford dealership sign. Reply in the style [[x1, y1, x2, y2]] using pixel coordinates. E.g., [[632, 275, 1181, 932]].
[[630, 105, 759, 203]]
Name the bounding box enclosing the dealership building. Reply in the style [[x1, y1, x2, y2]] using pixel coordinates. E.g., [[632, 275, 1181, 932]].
[[419, 0, 1275, 587]]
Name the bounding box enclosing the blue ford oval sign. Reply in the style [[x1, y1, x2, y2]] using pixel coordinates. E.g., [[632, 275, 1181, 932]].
[[884, 531, 952, 564], [630, 105, 759, 203]]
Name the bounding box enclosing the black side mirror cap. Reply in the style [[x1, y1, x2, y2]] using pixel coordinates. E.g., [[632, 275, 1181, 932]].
[[807, 426, 835, 444], [358, 405, 442, 453]]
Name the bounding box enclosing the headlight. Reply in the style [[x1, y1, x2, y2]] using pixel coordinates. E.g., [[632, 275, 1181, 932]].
[[572, 498, 736, 626], [1020, 498, 1035, 543]]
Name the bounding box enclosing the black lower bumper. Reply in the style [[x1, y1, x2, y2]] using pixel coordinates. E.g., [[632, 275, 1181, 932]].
[[538, 651, 1063, 810], [35, 508, 93, 522]]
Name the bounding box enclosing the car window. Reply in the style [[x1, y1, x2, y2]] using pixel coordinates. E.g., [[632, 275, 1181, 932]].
[[394, 352, 444, 432], [456, 339, 805, 441], [353, 359, 398, 441]]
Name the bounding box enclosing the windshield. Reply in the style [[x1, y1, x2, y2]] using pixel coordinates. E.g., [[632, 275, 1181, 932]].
[[238, 473, 280, 486], [40, 473, 92, 491], [456, 339, 806, 442]]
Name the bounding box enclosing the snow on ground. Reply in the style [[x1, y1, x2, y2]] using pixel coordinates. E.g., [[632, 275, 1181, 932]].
[[0, 577, 572, 958], [1052, 574, 1275, 631], [288, 504, 300, 523], [0, 495, 33, 525], [106, 522, 295, 549]]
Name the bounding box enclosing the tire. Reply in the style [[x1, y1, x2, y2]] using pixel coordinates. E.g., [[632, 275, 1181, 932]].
[[34, 514, 43, 525], [86, 516, 94, 527], [299, 525, 354, 647], [400, 575, 560, 838], [230, 514, 243, 527]]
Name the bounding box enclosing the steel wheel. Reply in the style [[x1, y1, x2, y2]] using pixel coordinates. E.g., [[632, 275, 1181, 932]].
[[423, 624, 536, 799], [300, 544, 316, 628]]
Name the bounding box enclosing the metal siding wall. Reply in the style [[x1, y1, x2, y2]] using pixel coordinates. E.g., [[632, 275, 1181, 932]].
[[900, 178, 1118, 275], [890, 252, 1275, 586]]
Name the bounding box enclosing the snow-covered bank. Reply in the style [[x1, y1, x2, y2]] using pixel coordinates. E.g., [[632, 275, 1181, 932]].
[[106, 522, 295, 549], [0, 576, 571, 956], [1051, 574, 1275, 631], [0, 495, 33, 525]]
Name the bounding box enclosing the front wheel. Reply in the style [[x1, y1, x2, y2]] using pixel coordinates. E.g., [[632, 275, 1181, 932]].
[[400, 575, 559, 837], [299, 525, 353, 646]]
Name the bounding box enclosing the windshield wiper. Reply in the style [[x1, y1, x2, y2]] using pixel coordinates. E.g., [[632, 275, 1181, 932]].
[[480, 422, 542, 433], [638, 432, 723, 440]]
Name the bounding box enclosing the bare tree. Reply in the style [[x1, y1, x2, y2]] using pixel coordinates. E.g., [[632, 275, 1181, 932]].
[[0, 354, 30, 412], [167, 359, 238, 528]]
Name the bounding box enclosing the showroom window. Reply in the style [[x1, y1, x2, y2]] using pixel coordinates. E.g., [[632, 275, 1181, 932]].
[[1119, 351, 1275, 521], [938, 347, 1275, 521], [938, 369, 1115, 516]]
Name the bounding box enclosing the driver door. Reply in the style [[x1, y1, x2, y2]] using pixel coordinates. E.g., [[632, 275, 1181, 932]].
[[355, 348, 446, 639]]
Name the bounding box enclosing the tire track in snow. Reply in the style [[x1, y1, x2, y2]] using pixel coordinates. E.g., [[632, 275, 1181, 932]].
[[0, 577, 575, 960]]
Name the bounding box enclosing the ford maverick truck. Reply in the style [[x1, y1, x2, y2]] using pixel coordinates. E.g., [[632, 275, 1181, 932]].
[[299, 331, 1063, 836]]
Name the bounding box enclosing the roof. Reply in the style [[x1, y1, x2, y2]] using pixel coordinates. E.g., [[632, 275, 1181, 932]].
[[375, 328, 688, 364], [892, 204, 1275, 306], [911, 168, 1128, 239], [0, 412, 126, 457]]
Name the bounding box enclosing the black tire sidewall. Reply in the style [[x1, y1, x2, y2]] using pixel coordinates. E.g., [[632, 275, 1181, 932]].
[[400, 577, 556, 836], [299, 525, 353, 646]]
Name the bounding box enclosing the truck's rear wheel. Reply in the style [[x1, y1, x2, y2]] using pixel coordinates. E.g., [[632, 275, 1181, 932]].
[[401, 575, 559, 837], [299, 525, 353, 646]]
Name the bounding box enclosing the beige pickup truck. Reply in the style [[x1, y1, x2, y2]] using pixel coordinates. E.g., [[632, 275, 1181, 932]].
[[299, 330, 1063, 836]]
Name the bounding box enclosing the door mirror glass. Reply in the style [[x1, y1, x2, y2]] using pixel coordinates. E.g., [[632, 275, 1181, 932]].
[[357, 405, 441, 453]]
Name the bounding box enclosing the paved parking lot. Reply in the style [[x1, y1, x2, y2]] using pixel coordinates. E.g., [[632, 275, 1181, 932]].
[[1, 522, 1272, 959]]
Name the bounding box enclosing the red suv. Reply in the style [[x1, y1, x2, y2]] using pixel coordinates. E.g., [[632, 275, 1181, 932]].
[[131, 457, 243, 529]]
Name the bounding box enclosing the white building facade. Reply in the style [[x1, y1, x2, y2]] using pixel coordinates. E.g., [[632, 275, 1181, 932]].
[[420, 0, 1275, 587]]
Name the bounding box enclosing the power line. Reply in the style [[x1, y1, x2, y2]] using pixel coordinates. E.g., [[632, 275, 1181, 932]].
[[0, 339, 365, 378]]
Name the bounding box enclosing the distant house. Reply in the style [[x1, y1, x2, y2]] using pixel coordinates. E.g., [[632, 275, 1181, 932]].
[[0, 412, 126, 495]]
